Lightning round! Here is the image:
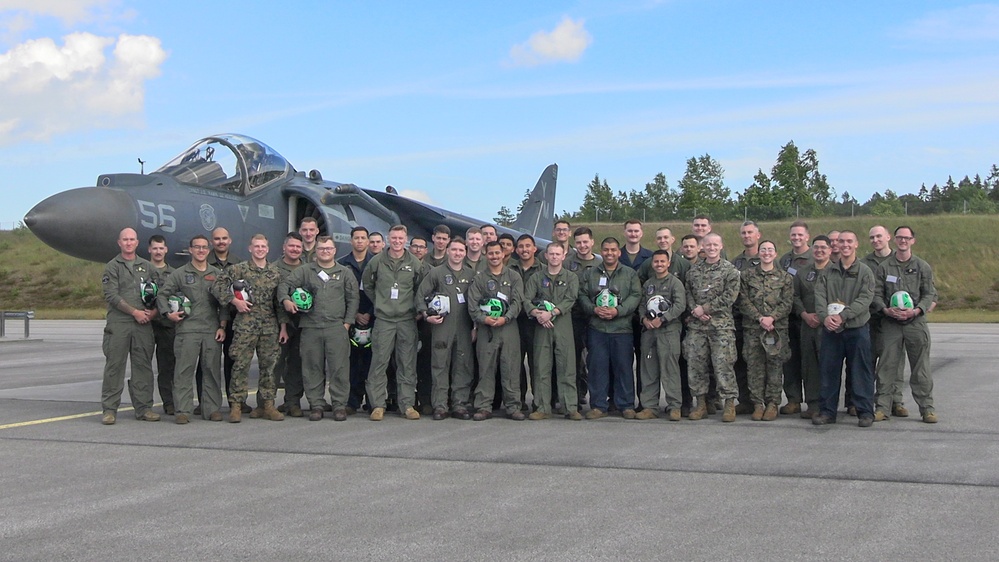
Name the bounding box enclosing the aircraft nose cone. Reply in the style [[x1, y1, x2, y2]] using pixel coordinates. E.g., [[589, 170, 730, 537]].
[[25, 187, 136, 263]]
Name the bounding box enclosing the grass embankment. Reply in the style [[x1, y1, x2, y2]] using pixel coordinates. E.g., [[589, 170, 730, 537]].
[[2, 215, 998, 321], [582, 214, 999, 322]]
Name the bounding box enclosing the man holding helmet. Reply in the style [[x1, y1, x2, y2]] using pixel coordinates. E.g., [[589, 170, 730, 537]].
[[280, 236, 359, 421], [416, 238, 476, 420], [467, 241, 525, 421]]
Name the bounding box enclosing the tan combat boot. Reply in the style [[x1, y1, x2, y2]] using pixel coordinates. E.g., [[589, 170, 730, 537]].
[[688, 395, 708, 421], [262, 400, 285, 421], [762, 403, 779, 421], [228, 402, 242, 423], [751, 404, 765, 421], [722, 398, 736, 422]]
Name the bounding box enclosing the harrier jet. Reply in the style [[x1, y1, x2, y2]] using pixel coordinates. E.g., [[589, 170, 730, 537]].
[[24, 134, 557, 264]]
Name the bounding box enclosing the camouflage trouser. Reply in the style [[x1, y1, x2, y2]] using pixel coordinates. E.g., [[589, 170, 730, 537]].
[[743, 328, 789, 405], [683, 328, 738, 400], [229, 330, 280, 402]]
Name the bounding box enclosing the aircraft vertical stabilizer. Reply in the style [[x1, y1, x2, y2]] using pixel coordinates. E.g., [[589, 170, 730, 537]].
[[512, 164, 557, 239]]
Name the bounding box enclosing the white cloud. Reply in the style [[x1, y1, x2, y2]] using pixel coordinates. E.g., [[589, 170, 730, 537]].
[[508, 16, 592, 67], [0, 0, 115, 24], [0, 32, 167, 143], [399, 189, 434, 204], [892, 4, 999, 42]]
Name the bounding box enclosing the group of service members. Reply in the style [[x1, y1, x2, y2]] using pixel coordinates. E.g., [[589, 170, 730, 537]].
[[97, 214, 938, 429]]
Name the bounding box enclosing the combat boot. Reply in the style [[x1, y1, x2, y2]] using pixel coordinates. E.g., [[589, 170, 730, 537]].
[[779, 401, 801, 415], [688, 396, 708, 421], [762, 403, 779, 421], [261, 400, 285, 421], [228, 402, 242, 423], [249, 403, 265, 419], [722, 399, 736, 422], [751, 404, 765, 421]]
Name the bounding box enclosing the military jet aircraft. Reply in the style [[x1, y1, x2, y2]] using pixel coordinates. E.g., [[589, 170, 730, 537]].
[[24, 134, 557, 265]]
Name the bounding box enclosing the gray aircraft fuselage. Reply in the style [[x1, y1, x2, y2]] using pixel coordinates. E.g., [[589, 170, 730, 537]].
[[24, 134, 557, 266]]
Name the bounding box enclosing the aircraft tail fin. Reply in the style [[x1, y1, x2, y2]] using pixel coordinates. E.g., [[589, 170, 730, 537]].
[[512, 164, 557, 239]]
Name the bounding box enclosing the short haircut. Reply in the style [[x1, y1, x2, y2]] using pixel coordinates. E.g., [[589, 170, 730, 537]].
[[189, 234, 209, 246], [812, 235, 831, 246], [285, 232, 303, 242], [693, 214, 712, 223], [894, 225, 915, 237], [624, 219, 642, 227], [448, 237, 466, 249], [479, 224, 497, 232], [652, 249, 671, 258], [681, 234, 701, 243], [601, 237, 620, 248], [839, 230, 857, 240], [465, 226, 482, 238], [554, 219, 571, 229], [655, 226, 672, 235], [499, 233, 516, 244], [250, 234, 268, 242], [316, 235, 334, 245], [410, 236, 427, 245], [299, 217, 318, 227], [573, 226, 593, 239], [389, 224, 407, 234], [545, 242, 566, 253], [484, 240, 502, 252], [148, 234, 166, 245], [790, 220, 809, 231], [433, 224, 451, 236], [350, 225, 369, 237], [369, 231, 384, 240], [515, 234, 535, 246]]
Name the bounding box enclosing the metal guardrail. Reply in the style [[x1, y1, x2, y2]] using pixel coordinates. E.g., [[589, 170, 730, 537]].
[[0, 311, 34, 338]]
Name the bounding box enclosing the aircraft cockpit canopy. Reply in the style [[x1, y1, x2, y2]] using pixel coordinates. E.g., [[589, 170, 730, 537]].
[[154, 134, 293, 194]]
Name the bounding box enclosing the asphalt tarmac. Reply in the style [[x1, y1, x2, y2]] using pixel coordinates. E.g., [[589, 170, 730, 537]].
[[1, 321, 997, 560]]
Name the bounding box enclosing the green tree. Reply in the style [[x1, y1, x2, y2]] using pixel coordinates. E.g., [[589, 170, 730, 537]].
[[677, 154, 730, 211], [577, 174, 618, 221], [769, 141, 833, 214], [494, 206, 515, 227]]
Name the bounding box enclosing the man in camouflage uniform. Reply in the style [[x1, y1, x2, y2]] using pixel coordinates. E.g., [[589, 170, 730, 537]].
[[280, 236, 359, 421], [738, 240, 793, 421], [468, 241, 525, 420], [272, 232, 305, 416], [147, 235, 176, 415], [636, 250, 686, 421], [525, 243, 580, 420], [156, 235, 226, 423], [100, 227, 159, 425], [873, 226, 938, 423], [792, 235, 832, 418], [684, 233, 741, 422], [213, 234, 287, 422], [416, 238, 476, 419]]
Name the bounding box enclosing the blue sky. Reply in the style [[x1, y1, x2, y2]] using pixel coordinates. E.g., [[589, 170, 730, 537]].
[[2, 0, 998, 228]]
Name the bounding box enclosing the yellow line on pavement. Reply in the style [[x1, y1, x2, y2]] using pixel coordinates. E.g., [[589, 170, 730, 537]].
[[0, 406, 133, 430], [0, 387, 265, 431]]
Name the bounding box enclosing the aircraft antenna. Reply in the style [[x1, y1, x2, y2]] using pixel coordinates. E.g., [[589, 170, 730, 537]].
[[137, 158, 146, 175]]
